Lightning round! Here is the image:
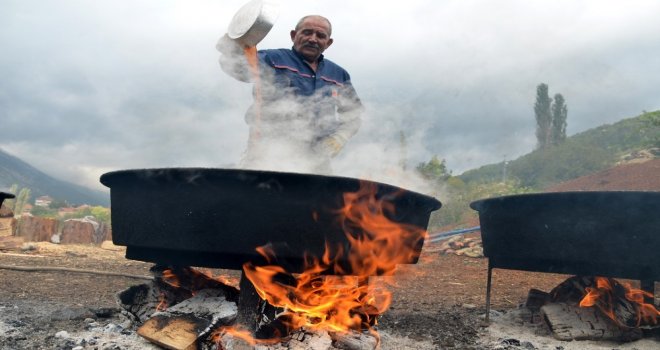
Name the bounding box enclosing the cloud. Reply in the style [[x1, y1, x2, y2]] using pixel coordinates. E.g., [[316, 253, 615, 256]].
[[1, 0, 659, 192]]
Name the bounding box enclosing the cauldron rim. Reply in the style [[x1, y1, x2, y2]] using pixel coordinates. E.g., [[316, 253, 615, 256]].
[[469, 190, 659, 211]]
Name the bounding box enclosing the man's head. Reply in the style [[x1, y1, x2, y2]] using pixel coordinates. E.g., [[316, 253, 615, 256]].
[[290, 15, 333, 64]]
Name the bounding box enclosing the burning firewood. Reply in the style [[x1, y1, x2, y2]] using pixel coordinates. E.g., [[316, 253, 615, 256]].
[[550, 276, 659, 329], [541, 302, 643, 341], [524, 276, 660, 342], [137, 289, 237, 350]]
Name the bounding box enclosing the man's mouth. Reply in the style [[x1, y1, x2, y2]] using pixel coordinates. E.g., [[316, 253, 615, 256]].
[[303, 44, 320, 51]]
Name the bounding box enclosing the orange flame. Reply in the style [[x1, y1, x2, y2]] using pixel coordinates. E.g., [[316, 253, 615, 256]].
[[156, 292, 168, 311], [242, 181, 427, 339], [580, 277, 659, 327], [160, 269, 181, 288]]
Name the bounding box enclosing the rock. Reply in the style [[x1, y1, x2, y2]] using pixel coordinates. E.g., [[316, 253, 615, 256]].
[[17, 215, 58, 242], [61, 219, 96, 244], [50, 307, 95, 321], [0, 217, 17, 237], [54, 330, 70, 339]]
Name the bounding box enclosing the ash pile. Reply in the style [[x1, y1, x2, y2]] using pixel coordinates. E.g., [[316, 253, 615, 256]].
[[116, 266, 383, 350], [478, 276, 660, 350]]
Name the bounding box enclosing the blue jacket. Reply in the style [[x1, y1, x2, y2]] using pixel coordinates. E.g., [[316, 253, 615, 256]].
[[246, 48, 362, 141]]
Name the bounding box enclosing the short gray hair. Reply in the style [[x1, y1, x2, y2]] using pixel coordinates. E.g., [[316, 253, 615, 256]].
[[295, 15, 332, 36]]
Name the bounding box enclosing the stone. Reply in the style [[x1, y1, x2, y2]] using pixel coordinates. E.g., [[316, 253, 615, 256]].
[[17, 215, 57, 242]]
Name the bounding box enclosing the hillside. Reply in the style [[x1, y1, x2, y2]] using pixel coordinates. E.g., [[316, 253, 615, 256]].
[[546, 158, 660, 192], [0, 148, 109, 206], [459, 110, 660, 188]]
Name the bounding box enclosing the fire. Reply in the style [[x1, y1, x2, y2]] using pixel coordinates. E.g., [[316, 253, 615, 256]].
[[156, 292, 168, 311], [580, 276, 659, 327], [154, 267, 239, 312], [238, 181, 427, 339], [160, 269, 181, 288]]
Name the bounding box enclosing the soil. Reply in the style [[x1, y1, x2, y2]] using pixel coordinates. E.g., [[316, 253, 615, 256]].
[[2, 242, 658, 349], [1, 159, 659, 349]]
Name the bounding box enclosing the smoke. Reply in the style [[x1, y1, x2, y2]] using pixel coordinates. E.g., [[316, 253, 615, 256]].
[[215, 34, 447, 198]]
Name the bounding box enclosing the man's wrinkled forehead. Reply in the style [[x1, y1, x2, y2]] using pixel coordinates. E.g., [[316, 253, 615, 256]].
[[295, 15, 332, 35]]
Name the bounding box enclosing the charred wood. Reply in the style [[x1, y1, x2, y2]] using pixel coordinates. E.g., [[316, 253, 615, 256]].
[[541, 302, 643, 341], [137, 289, 237, 350]]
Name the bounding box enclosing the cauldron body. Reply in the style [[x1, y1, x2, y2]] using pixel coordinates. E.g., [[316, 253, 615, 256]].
[[470, 191, 660, 281], [101, 168, 441, 274]]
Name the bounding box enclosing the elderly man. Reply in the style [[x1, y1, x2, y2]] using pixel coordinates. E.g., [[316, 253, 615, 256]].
[[218, 15, 363, 174]]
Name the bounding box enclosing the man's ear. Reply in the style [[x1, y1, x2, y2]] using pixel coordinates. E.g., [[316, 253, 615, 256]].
[[326, 38, 334, 48], [290, 30, 297, 42]]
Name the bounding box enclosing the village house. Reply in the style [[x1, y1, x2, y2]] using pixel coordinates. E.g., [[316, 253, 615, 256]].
[[34, 195, 53, 207]]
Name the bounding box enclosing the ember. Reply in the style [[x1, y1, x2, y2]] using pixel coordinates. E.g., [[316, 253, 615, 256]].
[[513, 276, 660, 342]]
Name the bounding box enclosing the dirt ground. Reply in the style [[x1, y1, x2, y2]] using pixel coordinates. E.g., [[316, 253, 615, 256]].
[[1, 158, 659, 349], [2, 241, 658, 349]]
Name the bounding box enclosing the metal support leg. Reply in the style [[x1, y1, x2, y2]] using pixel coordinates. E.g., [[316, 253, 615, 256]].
[[485, 261, 493, 323]]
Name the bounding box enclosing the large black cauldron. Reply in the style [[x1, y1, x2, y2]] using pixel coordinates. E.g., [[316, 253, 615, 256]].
[[470, 191, 660, 320], [0, 192, 15, 207], [470, 191, 660, 281], [101, 168, 441, 274]]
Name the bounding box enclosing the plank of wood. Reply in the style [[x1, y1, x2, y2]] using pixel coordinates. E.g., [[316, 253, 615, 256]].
[[541, 302, 642, 341], [136, 288, 238, 349], [138, 314, 204, 350]]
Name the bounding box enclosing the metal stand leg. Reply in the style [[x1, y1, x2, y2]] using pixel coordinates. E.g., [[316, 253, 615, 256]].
[[486, 262, 493, 323]]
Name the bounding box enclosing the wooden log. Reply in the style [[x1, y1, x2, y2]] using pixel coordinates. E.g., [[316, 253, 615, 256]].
[[540, 302, 642, 341], [138, 314, 204, 350], [550, 275, 658, 329], [525, 288, 551, 311], [330, 330, 378, 350], [137, 289, 237, 350]]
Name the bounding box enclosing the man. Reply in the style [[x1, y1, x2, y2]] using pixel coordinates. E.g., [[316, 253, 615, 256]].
[[217, 15, 363, 174]]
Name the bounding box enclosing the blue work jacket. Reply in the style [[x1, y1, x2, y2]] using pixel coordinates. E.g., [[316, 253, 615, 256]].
[[247, 48, 363, 141]]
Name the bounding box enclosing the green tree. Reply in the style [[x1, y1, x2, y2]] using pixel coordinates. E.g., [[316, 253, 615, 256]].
[[30, 205, 57, 218], [14, 188, 31, 215], [49, 198, 69, 209], [416, 155, 450, 182], [535, 83, 553, 149], [551, 93, 568, 145], [90, 206, 111, 224]]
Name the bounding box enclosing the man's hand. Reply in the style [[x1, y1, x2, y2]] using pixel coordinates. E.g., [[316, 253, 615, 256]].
[[315, 135, 345, 158]]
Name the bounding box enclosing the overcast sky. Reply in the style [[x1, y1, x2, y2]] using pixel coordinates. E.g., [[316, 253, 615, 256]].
[[1, 0, 659, 192]]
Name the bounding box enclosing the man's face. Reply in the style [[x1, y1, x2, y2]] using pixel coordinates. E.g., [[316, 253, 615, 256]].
[[290, 17, 333, 63]]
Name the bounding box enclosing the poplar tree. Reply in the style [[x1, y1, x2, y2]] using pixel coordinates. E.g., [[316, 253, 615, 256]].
[[551, 93, 568, 145], [14, 188, 31, 215], [534, 83, 553, 149]]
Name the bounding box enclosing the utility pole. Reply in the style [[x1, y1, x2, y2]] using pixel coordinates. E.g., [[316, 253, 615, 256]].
[[502, 156, 509, 183]]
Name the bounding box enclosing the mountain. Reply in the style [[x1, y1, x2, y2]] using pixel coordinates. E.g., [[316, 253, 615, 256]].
[[458, 110, 660, 189], [0, 148, 109, 206]]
